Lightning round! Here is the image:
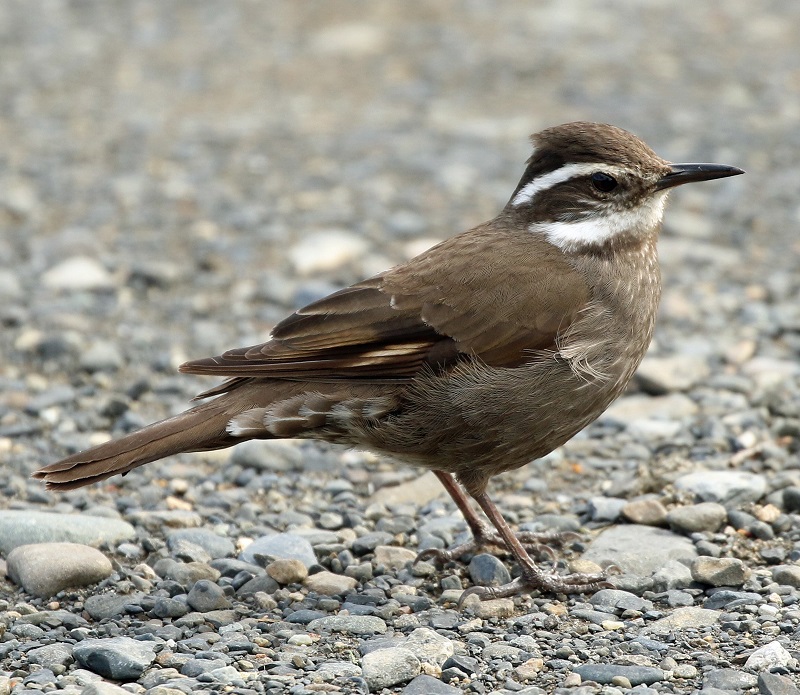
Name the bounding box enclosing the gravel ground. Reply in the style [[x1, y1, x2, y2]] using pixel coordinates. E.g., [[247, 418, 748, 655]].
[[2, 2, 800, 694]]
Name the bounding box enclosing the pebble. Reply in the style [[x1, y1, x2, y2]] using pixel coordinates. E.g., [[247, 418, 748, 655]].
[[153, 558, 221, 587], [239, 532, 317, 567], [583, 525, 696, 577], [374, 544, 418, 569], [645, 606, 721, 635], [403, 627, 455, 667], [26, 643, 74, 671], [361, 647, 421, 691], [305, 570, 358, 595], [84, 592, 146, 620], [691, 557, 749, 587], [73, 637, 156, 681], [80, 341, 124, 372], [621, 498, 668, 526], [588, 496, 627, 522], [673, 471, 767, 506], [82, 684, 133, 695], [759, 673, 800, 695], [42, 256, 114, 291], [371, 471, 446, 506], [403, 674, 461, 694], [0, 511, 135, 554], [288, 229, 369, 275], [636, 354, 710, 393], [667, 501, 728, 534], [266, 558, 309, 584], [308, 615, 387, 635], [703, 668, 758, 691], [573, 664, 664, 686], [6, 542, 113, 598], [744, 640, 797, 670], [229, 439, 306, 471], [772, 565, 800, 588], [187, 579, 231, 612], [166, 529, 235, 559], [468, 553, 512, 586]]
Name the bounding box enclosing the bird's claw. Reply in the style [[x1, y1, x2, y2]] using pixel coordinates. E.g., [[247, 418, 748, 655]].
[[457, 567, 613, 607]]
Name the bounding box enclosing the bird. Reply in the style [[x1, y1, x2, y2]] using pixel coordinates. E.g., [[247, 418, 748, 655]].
[[34, 122, 743, 600]]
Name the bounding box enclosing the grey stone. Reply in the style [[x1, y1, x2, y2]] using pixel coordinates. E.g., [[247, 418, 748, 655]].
[[468, 553, 511, 586], [0, 511, 135, 554], [266, 558, 308, 584], [152, 596, 190, 618], [153, 558, 221, 587], [772, 564, 800, 587], [403, 674, 461, 694], [636, 354, 710, 393], [667, 502, 727, 534], [305, 570, 358, 595], [703, 668, 758, 691], [583, 525, 696, 577], [42, 256, 114, 291], [230, 439, 305, 471], [181, 658, 229, 677], [352, 531, 395, 555], [373, 545, 417, 569], [744, 640, 797, 670], [652, 559, 694, 591], [82, 683, 132, 695], [167, 528, 236, 560], [7, 542, 113, 598], [645, 606, 721, 635], [317, 661, 362, 678], [573, 664, 664, 685], [691, 556, 749, 587], [759, 672, 800, 695], [621, 498, 668, 526], [80, 341, 123, 372], [588, 496, 627, 522], [308, 615, 387, 635], [402, 627, 454, 667], [362, 647, 421, 691], [704, 590, 762, 610], [85, 592, 146, 620], [236, 573, 280, 596], [239, 532, 316, 568], [26, 643, 74, 669], [589, 589, 653, 614], [187, 579, 231, 612], [673, 470, 766, 506], [73, 637, 156, 681]]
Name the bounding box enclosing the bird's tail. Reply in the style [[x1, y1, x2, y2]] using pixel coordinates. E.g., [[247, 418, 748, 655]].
[[33, 399, 239, 491]]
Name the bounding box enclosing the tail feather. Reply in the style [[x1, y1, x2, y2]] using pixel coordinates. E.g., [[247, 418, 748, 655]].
[[33, 400, 239, 491]]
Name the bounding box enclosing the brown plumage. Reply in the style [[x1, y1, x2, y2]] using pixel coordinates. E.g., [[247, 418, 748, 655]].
[[35, 122, 742, 598]]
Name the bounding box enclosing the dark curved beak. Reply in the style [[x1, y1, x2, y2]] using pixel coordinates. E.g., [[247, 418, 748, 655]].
[[656, 163, 745, 191]]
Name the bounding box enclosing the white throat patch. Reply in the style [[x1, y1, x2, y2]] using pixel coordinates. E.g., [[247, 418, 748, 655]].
[[530, 191, 668, 251]]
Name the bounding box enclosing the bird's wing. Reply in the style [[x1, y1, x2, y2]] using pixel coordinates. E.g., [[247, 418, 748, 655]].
[[179, 224, 589, 382]]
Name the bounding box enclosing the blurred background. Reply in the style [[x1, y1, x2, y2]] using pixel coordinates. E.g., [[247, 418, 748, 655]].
[[0, 1, 798, 477]]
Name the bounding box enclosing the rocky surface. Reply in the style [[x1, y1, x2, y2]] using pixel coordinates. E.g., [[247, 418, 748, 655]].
[[1, 2, 799, 695]]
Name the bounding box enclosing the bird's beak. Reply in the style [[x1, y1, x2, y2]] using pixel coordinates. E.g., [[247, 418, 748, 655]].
[[656, 163, 745, 191]]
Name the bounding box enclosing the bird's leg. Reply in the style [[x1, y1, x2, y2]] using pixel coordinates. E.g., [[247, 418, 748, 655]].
[[415, 471, 569, 565], [457, 489, 611, 604]]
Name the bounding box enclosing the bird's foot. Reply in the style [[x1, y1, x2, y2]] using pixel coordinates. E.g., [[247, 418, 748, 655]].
[[415, 528, 575, 566], [457, 565, 613, 606]]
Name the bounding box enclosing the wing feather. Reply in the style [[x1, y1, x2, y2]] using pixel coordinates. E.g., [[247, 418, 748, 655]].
[[180, 223, 589, 382]]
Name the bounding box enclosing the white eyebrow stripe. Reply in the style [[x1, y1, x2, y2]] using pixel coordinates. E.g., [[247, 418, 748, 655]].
[[512, 163, 628, 207]]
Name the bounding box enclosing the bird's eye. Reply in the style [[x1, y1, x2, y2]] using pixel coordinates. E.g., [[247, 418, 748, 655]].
[[591, 172, 618, 192]]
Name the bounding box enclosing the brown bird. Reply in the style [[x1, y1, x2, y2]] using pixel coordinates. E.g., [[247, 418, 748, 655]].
[[35, 122, 743, 600]]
